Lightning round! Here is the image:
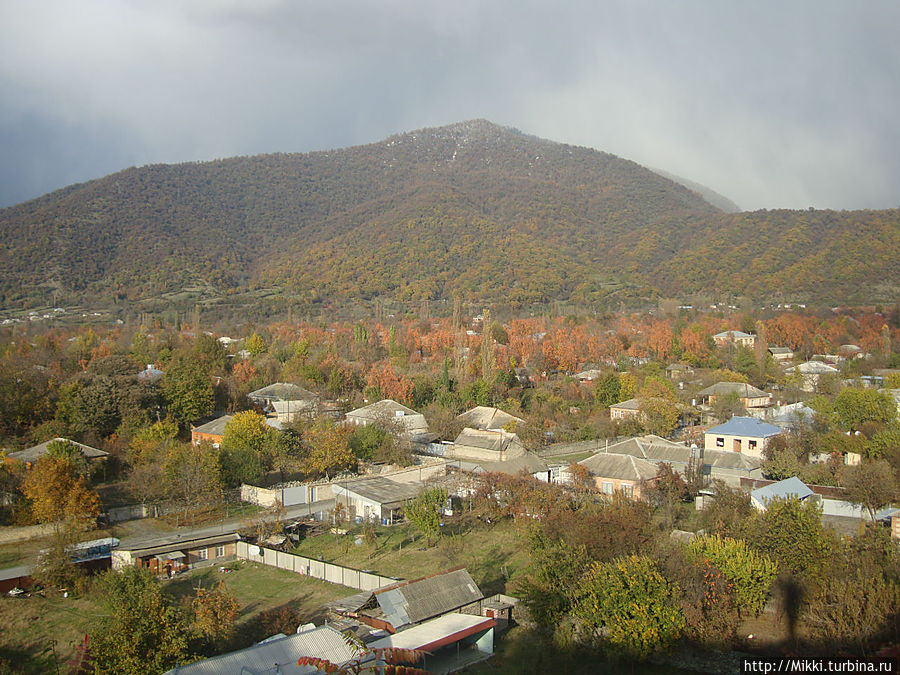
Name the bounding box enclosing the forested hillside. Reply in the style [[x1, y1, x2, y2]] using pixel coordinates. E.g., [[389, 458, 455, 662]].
[[1, 119, 897, 310]]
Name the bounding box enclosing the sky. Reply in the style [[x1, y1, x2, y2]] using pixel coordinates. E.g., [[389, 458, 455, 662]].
[[1, 1, 899, 212]]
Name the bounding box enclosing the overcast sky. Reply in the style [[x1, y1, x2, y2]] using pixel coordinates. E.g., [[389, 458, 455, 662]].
[[1, 1, 898, 211]]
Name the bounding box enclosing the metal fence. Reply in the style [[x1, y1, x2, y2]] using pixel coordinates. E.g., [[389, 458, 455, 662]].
[[235, 540, 400, 591]]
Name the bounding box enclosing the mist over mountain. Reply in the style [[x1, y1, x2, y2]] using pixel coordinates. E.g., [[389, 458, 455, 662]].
[[1, 120, 897, 312]]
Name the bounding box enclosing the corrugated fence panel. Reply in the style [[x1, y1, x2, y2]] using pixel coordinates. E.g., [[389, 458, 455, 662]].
[[235, 545, 402, 590], [282, 486, 306, 506]]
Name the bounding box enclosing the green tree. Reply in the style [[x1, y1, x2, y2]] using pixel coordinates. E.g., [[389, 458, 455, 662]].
[[245, 332, 267, 357], [833, 388, 897, 432], [518, 528, 591, 628], [163, 355, 214, 425], [593, 372, 620, 409], [162, 442, 224, 522], [404, 487, 447, 546], [574, 555, 685, 659], [644, 463, 689, 529], [686, 535, 777, 616], [754, 496, 831, 577], [90, 567, 192, 674]]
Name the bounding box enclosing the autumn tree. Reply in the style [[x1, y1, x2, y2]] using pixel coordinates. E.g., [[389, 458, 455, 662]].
[[162, 442, 224, 523], [644, 463, 689, 529], [686, 535, 777, 617], [22, 456, 101, 528], [303, 417, 356, 479], [192, 580, 240, 651], [841, 460, 899, 521], [574, 555, 685, 659], [753, 496, 832, 577]]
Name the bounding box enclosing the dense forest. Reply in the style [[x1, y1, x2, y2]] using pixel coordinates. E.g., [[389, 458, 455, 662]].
[[1, 120, 898, 311]]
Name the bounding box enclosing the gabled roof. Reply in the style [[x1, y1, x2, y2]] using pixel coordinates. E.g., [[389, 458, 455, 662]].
[[750, 476, 814, 506], [471, 452, 549, 476], [374, 568, 483, 629], [578, 452, 658, 482], [457, 406, 524, 430], [191, 415, 233, 436], [163, 624, 357, 674], [453, 428, 520, 453], [346, 399, 418, 420], [368, 613, 495, 652], [248, 382, 318, 402], [698, 382, 771, 399], [714, 330, 754, 339], [768, 346, 794, 355], [609, 397, 641, 411], [594, 435, 762, 471], [786, 361, 840, 374], [7, 438, 108, 464], [705, 416, 783, 439]]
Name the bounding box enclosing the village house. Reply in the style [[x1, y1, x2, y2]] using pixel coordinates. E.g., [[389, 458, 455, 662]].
[[190, 414, 233, 447], [768, 346, 794, 362], [345, 399, 429, 437], [247, 382, 319, 422], [608, 397, 641, 421], [112, 533, 241, 577], [704, 416, 783, 458], [446, 428, 526, 463], [666, 363, 695, 380], [697, 382, 772, 410], [785, 361, 840, 392], [457, 406, 524, 431], [713, 330, 756, 348], [5, 437, 109, 468], [577, 452, 658, 499], [331, 476, 426, 524]]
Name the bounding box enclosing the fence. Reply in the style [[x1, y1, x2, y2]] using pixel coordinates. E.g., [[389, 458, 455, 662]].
[[235, 541, 400, 591]]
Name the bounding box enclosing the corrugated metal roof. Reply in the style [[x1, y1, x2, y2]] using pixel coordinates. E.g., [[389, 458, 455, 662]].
[[164, 625, 357, 674], [368, 613, 495, 651], [453, 428, 517, 452], [346, 399, 418, 420], [475, 452, 549, 476], [750, 476, 814, 505], [121, 533, 240, 557], [375, 569, 483, 629]]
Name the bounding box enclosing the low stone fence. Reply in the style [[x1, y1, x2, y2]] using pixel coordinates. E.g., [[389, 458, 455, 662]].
[[235, 541, 399, 591]]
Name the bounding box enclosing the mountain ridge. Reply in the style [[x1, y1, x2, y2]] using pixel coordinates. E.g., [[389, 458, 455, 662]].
[[0, 120, 897, 311]]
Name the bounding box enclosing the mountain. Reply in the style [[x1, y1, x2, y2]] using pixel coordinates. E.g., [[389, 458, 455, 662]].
[[649, 168, 741, 213], [0, 119, 898, 313]]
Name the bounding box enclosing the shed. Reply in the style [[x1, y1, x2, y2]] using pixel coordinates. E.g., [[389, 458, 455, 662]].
[[750, 476, 815, 511]]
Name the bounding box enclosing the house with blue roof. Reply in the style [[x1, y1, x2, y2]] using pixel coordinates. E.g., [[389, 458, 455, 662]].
[[750, 476, 816, 511], [703, 416, 783, 458]]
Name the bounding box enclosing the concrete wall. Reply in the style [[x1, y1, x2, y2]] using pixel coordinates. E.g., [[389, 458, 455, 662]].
[[236, 540, 398, 591], [240, 482, 335, 508]]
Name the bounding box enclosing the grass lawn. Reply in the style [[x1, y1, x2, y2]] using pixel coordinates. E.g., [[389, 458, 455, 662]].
[[0, 561, 353, 673], [292, 513, 532, 595], [164, 561, 352, 628]]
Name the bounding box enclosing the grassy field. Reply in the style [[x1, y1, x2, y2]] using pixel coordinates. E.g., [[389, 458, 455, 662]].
[[292, 513, 532, 594], [0, 561, 352, 673]]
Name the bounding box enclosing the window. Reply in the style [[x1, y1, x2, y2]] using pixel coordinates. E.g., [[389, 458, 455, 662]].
[[196, 548, 208, 561], [716, 437, 725, 447], [749, 440, 757, 450], [215, 545, 225, 558], [602, 482, 613, 495], [622, 484, 634, 498]]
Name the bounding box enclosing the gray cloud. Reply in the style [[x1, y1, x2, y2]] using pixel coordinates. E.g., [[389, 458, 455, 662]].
[[1, 0, 898, 210]]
